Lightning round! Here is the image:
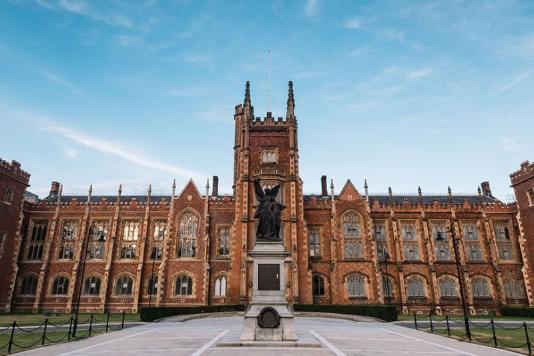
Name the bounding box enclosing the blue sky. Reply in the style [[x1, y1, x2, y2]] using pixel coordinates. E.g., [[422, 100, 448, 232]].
[[1, 0, 533, 199]]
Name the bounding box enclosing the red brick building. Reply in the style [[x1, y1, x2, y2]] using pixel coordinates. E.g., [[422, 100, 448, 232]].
[[4, 82, 533, 315], [0, 159, 30, 312]]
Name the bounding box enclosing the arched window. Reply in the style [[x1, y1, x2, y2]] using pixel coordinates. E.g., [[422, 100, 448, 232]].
[[439, 276, 458, 298], [504, 278, 526, 299], [472, 277, 490, 298], [52, 276, 69, 295], [115, 276, 133, 296], [83, 276, 101, 295], [406, 277, 425, 298], [175, 275, 193, 296], [312, 274, 325, 297], [346, 274, 366, 297], [382, 275, 394, 300], [177, 212, 198, 258], [343, 212, 363, 259], [20, 275, 37, 295], [214, 275, 227, 297], [147, 275, 158, 295]]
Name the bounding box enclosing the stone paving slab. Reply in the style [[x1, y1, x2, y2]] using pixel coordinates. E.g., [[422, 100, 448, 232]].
[[17, 316, 519, 356]]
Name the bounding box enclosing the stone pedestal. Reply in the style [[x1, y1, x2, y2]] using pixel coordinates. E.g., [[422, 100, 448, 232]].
[[240, 242, 297, 342]]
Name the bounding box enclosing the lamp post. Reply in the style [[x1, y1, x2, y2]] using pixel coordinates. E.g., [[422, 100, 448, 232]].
[[72, 225, 105, 337], [448, 222, 471, 340], [381, 247, 391, 305]]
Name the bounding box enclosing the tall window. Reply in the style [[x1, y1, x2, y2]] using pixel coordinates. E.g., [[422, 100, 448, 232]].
[[87, 221, 108, 260], [439, 276, 458, 298], [504, 278, 526, 299], [406, 277, 425, 298], [494, 222, 513, 261], [528, 189, 534, 207], [218, 227, 230, 257], [175, 275, 193, 296], [147, 275, 158, 295], [115, 276, 133, 296], [431, 222, 451, 261], [374, 223, 388, 260], [214, 275, 227, 297], [401, 223, 419, 261], [0, 231, 6, 259], [58, 221, 78, 260], [382, 275, 394, 300], [20, 275, 37, 295], [177, 212, 198, 258], [472, 277, 490, 298], [308, 227, 321, 258], [312, 274, 325, 297], [120, 221, 139, 259], [83, 276, 101, 295], [27, 220, 47, 260], [463, 222, 483, 262], [51, 276, 69, 295], [151, 221, 166, 260], [346, 274, 366, 298], [3, 188, 14, 203], [343, 212, 363, 259]]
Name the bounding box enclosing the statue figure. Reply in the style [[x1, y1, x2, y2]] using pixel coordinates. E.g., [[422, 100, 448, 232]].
[[254, 180, 285, 241]]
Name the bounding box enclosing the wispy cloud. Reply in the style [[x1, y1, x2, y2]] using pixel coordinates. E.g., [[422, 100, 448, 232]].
[[497, 137, 520, 152], [3, 106, 207, 181], [65, 148, 78, 158], [379, 28, 405, 43], [304, 0, 319, 17], [343, 18, 361, 29], [184, 53, 213, 64], [496, 70, 534, 94]]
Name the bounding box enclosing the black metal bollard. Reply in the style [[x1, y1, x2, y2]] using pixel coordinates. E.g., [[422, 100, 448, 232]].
[[8, 321, 16, 353], [41, 319, 48, 346], [105, 312, 110, 333], [524, 322, 531, 355], [88, 314, 93, 337], [491, 318, 498, 348], [121, 311, 125, 329], [68, 316, 73, 341], [414, 312, 418, 330], [446, 315, 451, 337], [430, 313, 434, 333]]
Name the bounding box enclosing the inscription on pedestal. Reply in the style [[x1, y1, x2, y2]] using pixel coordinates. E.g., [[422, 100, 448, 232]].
[[258, 264, 280, 291]]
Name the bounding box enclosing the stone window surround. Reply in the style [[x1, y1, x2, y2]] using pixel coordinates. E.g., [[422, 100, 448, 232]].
[[82, 274, 103, 296], [171, 271, 195, 298], [312, 273, 327, 297], [18, 273, 38, 296], [119, 220, 141, 260], [405, 274, 427, 298], [87, 218, 111, 260], [24, 219, 49, 261], [344, 273, 368, 299], [150, 219, 167, 260], [113, 274, 135, 297], [216, 224, 232, 258], [430, 220, 452, 262], [48, 274, 70, 297], [3, 186, 14, 204], [213, 273, 227, 297], [57, 219, 81, 261], [307, 225, 322, 259], [342, 210, 365, 260], [437, 274, 460, 298], [526, 188, 534, 207], [176, 209, 200, 259], [470, 274, 493, 299]]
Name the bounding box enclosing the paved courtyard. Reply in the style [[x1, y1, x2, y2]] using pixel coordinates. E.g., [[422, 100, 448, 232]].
[[19, 316, 518, 356]]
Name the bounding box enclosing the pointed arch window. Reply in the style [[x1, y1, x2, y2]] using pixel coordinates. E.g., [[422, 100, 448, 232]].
[[312, 274, 325, 297], [406, 277, 425, 298], [151, 221, 166, 260], [346, 274, 366, 298], [214, 275, 227, 297], [115, 276, 133, 296], [439, 276, 458, 298], [504, 278, 526, 299], [20, 275, 37, 295], [175, 275, 193, 296], [343, 212, 363, 259], [27, 220, 47, 260], [52, 276, 69, 295], [177, 212, 198, 258], [472, 277, 491, 298], [83, 276, 101, 295]]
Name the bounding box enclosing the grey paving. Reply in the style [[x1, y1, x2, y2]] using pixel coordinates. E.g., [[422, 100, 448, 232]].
[[18, 316, 519, 356]]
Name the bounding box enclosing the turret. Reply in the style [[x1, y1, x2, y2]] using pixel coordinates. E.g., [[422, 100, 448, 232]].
[[286, 81, 295, 120]]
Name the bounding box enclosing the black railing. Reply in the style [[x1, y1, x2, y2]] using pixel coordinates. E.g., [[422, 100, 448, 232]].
[[413, 312, 534, 354], [0, 312, 126, 354]]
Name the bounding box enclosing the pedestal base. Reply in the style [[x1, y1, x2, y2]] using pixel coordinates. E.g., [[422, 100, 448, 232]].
[[240, 302, 297, 341]]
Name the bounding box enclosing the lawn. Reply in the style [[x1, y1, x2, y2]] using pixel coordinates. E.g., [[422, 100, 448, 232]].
[[0, 312, 140, 327]]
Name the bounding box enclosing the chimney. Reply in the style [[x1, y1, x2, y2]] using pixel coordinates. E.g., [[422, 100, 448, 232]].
[[212, 176, 219, 197], [50, 181, 61, 196], [481, 181, 492, 197], [321, 175, 327, 196], [521, 160, 530, 170]]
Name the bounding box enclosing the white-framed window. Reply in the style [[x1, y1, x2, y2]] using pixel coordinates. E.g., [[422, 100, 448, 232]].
[[58, 220, 78, 260], [218, 226, 230, 257], [115, 276, 133, 296], [472, 276, 491, 298], [87, 220, 108, 260], [175, 275, 193, 296], [439, 276, 458, 298], [20, 274, 37, 295], [343, 212, 363, 259], [27, 220, 48, 260], [151, 220, 166, 260], [346, 274, 366, 298], [120, 221, 139, 259], [504, 278, 526, 299], [214, 275, 227, 297], [83, 276, 101, 295], [308, 227, 321, 258], [51, 276, 69, 295], [406, 276, 425, 298], [177, 212, 198, 258]]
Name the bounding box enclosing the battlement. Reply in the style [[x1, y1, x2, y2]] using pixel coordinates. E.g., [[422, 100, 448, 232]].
[[0, 158, 30, 184], [250, 112, 288, 127], [510, 160, 534, 185]]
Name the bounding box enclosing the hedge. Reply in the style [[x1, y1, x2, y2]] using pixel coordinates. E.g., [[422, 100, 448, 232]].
[[500, 306, 534, 318], [140, 305, 245, 322], [293, 304, 398, 322]]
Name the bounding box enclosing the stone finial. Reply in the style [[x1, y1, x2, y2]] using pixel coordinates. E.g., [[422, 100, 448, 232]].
[[418, 186, 422, 196], [118, 184, 122, 195], [478, 186, 482, 196], [57, 184, 63, 204], [388, 186, 392, 197], [364, 179, 369, 197], [87, 184, 93, 203], [206, 179, 210, 196], [286, 81, 295, 119], [244, 81, 251, 107], [448, 186, 452, 197], [172, 179, 176, 198], [330, 179, 335, 199]]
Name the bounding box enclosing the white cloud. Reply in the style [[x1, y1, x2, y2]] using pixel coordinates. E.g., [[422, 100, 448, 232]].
[[496, 70, 534, 94], [343, 19, 361, 29], [379, 29, 405, 43], [184, 54, 213, 64], [498, 137, 520, 152], [304, 0, 319, 17], [65, 148, 78, 158], [406, 68, 432, 80]]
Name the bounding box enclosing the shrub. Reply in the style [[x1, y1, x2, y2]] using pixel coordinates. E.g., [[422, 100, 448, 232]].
[[140, 305, 245, 322], [293, 304, 398, 322], [500, 306, 534, 318]]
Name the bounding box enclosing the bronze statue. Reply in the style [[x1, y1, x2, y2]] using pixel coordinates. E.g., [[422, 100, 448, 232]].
[[254, 180, 285, 241]]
